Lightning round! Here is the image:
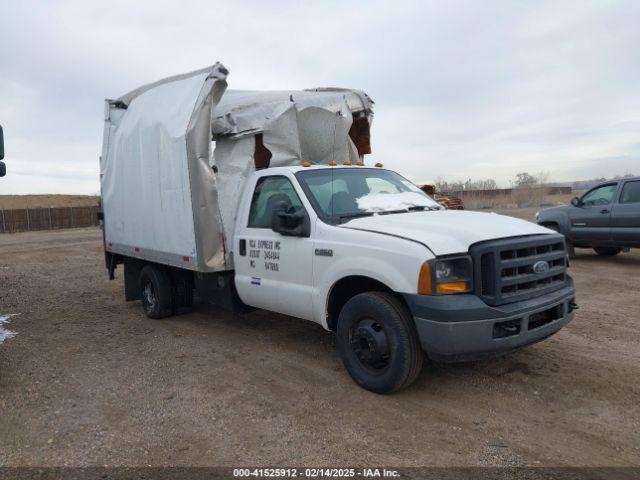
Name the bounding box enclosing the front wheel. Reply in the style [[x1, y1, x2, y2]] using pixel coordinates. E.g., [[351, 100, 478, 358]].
[[593, 247, 622, 256], [336, 292, 423, 394]]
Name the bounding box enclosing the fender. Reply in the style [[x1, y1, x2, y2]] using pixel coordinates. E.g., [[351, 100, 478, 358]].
[[312, 251, 426, 329], [538, 209, 572, 238]]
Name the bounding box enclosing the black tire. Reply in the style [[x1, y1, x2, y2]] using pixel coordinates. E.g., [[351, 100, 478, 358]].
[[593, 247, 622, 256], [139, 265, 174, 319], [336, 292, 423, 394]]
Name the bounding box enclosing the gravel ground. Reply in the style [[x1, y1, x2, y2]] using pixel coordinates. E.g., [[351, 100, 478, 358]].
[[0, 226, 639, 467]]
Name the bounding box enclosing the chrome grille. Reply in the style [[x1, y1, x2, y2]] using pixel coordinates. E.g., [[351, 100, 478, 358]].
[[470, 234, 567, 306]]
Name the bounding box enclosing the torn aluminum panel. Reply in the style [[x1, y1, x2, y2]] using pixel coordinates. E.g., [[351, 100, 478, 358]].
[[101, 63, 375, 273], [101, 63, 229, 272], [212, 90, 374, 253], [211, 88, 373, 138]]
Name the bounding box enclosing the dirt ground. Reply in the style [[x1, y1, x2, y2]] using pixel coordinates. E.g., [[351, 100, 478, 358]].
[[0, 195, 99, 210], [0, 224, 639, 467]]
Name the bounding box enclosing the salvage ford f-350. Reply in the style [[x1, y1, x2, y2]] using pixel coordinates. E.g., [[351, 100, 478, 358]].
[[100, 63, 577, 393]]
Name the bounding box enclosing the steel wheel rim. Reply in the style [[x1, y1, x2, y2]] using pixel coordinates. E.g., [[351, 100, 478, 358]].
[[349, 317, 391, 374], [142, 282, 156, 311]]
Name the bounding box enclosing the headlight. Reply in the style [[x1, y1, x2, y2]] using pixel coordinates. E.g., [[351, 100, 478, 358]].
[[435, 261, 453, 281], [418, 256, 472, 295]]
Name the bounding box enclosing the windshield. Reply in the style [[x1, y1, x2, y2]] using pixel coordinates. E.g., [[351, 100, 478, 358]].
[[295, 168, 441, 224]]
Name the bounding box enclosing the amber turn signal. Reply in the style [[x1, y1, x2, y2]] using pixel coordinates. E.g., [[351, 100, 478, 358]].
[[417, 261, 432, 295], [436, 281, 470, 294]]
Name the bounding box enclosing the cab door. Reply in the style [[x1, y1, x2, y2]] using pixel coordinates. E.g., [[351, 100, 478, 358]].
[[234, 174, 315, 321], [611, 180, 640, 246], [569, 183, 618, 243]]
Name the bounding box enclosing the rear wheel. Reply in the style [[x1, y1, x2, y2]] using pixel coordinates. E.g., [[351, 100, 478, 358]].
[[336, 292, 423, 394], [594, 247, 622, 256], [139, 265, 174, 319]]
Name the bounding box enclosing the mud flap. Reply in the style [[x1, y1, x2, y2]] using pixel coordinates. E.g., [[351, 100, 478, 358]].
[[170, 269, 194, 315], [124, 260, 143, 301]]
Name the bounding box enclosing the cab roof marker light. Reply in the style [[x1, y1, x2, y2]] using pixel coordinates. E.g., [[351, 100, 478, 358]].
[[343, 160, 351, 166], [328, 160, 338, 166], [302, 161, 311, 167], [356, 161, 365, 166], [375, 162, 384, 168]]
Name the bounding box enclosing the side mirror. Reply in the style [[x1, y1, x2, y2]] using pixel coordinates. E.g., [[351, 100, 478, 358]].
[[270, 201, 310, 237], [570, 197, 582, 207], [0, 162, 5, 178]]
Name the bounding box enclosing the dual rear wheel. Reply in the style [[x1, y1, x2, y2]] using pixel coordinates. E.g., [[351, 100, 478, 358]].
[[139, 265, 193, 319]]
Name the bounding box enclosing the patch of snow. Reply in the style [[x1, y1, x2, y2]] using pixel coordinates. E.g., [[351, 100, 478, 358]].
[[356, 191, 440, 212], [0, 314, 18, 345]]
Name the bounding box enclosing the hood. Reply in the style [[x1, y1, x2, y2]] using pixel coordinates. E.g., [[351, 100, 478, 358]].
[[339, 210, 553, 256], [539, 204, 570, 215]]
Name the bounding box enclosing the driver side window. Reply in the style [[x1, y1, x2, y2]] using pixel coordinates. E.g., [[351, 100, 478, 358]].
[[248, 176, 304, 228], [581, 184, 618, 206]]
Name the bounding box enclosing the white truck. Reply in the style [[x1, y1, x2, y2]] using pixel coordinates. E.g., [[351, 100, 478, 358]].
[[100, 64, 577, 393]]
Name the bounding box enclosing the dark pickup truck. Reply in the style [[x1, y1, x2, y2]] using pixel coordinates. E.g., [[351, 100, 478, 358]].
[[537, 177, 640, 256]]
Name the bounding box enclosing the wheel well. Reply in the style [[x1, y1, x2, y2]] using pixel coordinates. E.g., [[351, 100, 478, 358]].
[[541, 221, 560, 232], [326, 276, 393, 331]]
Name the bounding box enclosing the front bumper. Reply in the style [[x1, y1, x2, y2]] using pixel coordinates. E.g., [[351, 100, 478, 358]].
[[403, 277, 576, 362]]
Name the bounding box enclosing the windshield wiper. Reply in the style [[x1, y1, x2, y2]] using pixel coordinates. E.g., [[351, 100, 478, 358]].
[[335, 212, 374, 224], [378, 206, 438, 215], [408, 205, 440, 212], [378, 209, 409, 215]]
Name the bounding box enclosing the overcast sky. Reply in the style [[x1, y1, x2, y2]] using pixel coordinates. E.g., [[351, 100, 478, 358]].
[[1, 0, 638, 194]]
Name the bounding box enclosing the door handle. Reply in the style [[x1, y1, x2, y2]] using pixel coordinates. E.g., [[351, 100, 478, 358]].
[[600, 209, 610, 214], [239, 239, 246, 256]]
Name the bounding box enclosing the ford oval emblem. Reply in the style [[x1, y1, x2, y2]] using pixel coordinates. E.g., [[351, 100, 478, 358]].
[[533, 260, 550, 274]]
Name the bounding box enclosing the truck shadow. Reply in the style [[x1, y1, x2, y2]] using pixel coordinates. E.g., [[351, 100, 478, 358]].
[[188, 300, 558, 394], [194, 301, 334, 348], [407, 349, 557, 395]]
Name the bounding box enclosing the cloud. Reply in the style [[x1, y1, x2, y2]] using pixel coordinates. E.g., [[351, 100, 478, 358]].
[[0, 0, 638, 194]]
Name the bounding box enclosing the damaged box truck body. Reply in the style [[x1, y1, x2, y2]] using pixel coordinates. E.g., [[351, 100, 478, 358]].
[[101, 63, 373, 273], [101, 63, 577, 394]]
